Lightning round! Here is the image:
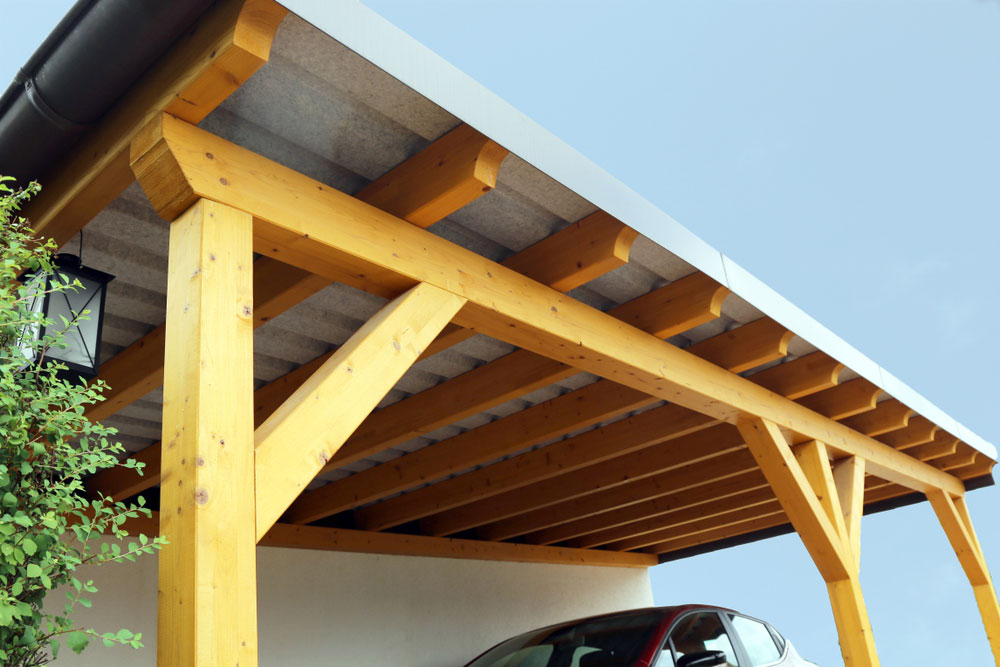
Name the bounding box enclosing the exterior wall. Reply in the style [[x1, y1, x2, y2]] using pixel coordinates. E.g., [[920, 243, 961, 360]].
[[55, 546, 653, 666]]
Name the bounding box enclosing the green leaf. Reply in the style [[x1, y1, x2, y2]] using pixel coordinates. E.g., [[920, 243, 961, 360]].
[[21, 538, 36, 556], [25, 563, 42, 578], [66, 630, 89, 654]]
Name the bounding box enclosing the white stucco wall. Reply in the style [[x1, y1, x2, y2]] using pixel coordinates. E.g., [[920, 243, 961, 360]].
[[53, 546, 653, 666]]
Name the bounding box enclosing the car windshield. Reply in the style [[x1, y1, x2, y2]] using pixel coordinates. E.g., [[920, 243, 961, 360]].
[[465, 611, 663, 667]]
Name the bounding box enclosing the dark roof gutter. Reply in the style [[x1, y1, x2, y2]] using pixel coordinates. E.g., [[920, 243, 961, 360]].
[[0, 0, 215, 186]]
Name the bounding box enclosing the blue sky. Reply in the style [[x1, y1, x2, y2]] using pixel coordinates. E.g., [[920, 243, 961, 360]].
[[3, 1, 998, 665]]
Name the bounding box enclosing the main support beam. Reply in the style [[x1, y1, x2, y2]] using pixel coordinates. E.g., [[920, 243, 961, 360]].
[[738, 418, 878, 667], [158, 199, 256, 665], [254, 283, 465, 538], [130, 114, 965, 498], [928, 490, 1000, 663]]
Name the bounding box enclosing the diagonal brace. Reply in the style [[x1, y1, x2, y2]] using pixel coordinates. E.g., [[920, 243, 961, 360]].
[[253, 283, 466, 539]]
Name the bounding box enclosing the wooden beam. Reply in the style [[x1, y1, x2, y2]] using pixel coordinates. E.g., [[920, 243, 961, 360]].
[[419, 212, 643, 358], [928, 490, 1000, 663], [797, 378, 882, 421], [25, 0, 286, 250], [427, 426, 752, 539], [905, 432, 959, 463], [747, 351, 844, 400], [533, 469, 769, 547], [841, 399, 913, 437], [600, 490, 780, 552], [254, 283, 465, 539], [685, 318, 795, 373], [157, 199, 257, 665], [344, 318, 789, 532], [482, 448, 760, 543], [289, 306, 776, 525], [647, 511, 789, 555], [367, 410, 728, 534], [876, 416, 939, 451], [833, 456, 866, 567], [318, 271, 726, 474], [262, 524, 654, 568], [354, 123, 507, 228], [131, 114, 965, 497], [935, 448, 981, 472]]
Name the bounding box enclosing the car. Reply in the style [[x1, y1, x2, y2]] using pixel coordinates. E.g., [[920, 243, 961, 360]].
[[462, 605, 821, 667]]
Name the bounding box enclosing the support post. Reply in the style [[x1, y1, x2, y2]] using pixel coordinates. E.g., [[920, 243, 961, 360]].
[[738, 418, 879, 667], [928, 489, 1000, 663], [158, 199, 256, 665]]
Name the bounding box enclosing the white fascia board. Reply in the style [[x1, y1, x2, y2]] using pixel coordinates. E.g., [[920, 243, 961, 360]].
[[279, 0, 997, 463]]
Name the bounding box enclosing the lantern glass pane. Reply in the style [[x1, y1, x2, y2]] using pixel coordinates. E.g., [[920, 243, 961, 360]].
[[17, 272, 47, 365], [45, 275, 103, 369]]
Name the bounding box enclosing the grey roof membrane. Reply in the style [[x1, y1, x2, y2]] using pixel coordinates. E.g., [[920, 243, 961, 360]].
[[73, 11, 988, 500]]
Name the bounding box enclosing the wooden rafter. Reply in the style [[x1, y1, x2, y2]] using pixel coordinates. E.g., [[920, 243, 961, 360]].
[[747, 351, 844, 399], [841, 399, 913, 437], [796, 378, 882, 420], [876, 416, 939, 450]]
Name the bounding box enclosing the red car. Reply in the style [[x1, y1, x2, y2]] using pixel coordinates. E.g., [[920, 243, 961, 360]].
[[463, 605, 820, 667]]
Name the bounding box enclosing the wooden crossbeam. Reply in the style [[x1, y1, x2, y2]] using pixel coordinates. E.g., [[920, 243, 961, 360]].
[[288, 309, 777, 526], [125, 511, 655, 568], [746, 351, 844, 399], [797, 378, 882, 420], [157, 199, 257, 665], [601, 490, 780, 552], [685, 318, 795, 373], [342, 318, 790, 532], [420, 211, 642, 358], [905, 432, 959, 462], [841, 399, 913, 437], [432, 427, 752, 539], [130, 114, 965, 498], [928, 490, 1000, 662], [537, 469, 768, 548], [876, 416, 939, 450], [253, 283, 465, 539], [483, 448, 760, 543], [24, 0, 287, 250], [647, 510, 788, 555], [355, 123, 507, 227], [318, 271, 726, 473], [935, 447, 980, 472]]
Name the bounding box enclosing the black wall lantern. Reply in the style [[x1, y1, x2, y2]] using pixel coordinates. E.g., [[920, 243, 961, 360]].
[[21, 252, 114, 381]]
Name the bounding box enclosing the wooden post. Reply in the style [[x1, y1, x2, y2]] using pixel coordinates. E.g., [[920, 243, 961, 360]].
[[738, 418, 879, 667], [928, 490, 1000, 663], [158, 199, 256, 665]]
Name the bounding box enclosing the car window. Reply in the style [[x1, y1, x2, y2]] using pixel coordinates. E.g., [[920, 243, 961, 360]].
[[664, 611, 739, 666], [729, 615, 782, 666], [466, 611, 663, 667]]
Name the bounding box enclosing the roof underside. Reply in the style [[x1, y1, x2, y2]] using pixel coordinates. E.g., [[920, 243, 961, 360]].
[[73, 10, 994, 561]]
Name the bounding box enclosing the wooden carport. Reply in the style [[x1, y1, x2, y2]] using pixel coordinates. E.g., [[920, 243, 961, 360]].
[[16, 1, 998, 665]]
